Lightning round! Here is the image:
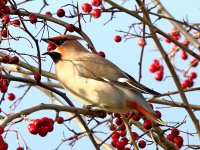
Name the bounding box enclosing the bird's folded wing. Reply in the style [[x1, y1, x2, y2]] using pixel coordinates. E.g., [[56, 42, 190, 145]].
[[70, 53, 161, 96]]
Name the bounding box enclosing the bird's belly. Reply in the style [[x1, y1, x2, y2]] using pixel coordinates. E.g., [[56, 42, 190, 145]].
[[58, 75, 128, 113]]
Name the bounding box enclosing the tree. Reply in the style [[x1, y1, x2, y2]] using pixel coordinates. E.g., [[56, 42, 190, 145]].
[[0, 0, 199, 149]]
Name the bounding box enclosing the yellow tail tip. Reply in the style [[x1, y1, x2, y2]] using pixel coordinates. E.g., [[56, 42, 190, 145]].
[[156, 118, 167, 126]]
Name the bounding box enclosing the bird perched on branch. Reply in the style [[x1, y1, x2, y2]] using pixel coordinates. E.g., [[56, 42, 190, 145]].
[[42, 34, 165, 125]]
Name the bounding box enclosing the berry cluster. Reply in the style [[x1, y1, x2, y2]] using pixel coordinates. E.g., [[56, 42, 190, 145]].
[[82, 0, 102, 18], [0, 79, 9, 93], [167, 128, 184, 148], [181, 71, 197, 89], [149, 59, 164, 81], [28, 117, 54, 137], [0, 126, 8, 150], [1, 55, 19, 64]]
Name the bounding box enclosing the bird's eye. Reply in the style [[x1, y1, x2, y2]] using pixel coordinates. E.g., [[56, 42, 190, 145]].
[[54, 39, 67, 46]]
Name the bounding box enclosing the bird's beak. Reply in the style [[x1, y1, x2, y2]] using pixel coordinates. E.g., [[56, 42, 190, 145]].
[[41, 38, 50, 43], [42, 52, 49, 55]]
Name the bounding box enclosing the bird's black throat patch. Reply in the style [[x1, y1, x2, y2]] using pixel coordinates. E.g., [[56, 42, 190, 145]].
[[48, 52, 61, 63]]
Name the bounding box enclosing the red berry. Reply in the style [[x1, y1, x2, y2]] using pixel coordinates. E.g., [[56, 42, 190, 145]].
[[57, 9, 65, 17], [109, 124, 117, 131], [114, 113, 121, 118], [149, 64, 157, 73], [143, 120, 153, 130], [28, 123, 39, 135], [115, 118, 123, 126], [111, 139, 118, 148], [2, 55, 10, 63], [180, 51, 188, 60], [118, 124, 126, 130], [123, 148, 130, 150], [47, 42, 57, 52], [2, 79, 9, 86], [111, 132, 120, 140], [3, 6, 10, 14], [183, 38, 189, 46], [190, 58, 198, 67], [67, 24, 75, 32], [164, 37, 171, 43], [34, 73, 41, 81], [154, 70, 163, 81], [97, 51, 105, 58], [12, 56, 19, 64], [120, 137, 128, 145], [132, 114, 141, 121], [132, 132, 139, 140], [114, 35, 121, 42], [149, 103, 154, 109], [167, 134, 174, 142], [171, 128, 180, 136], [118, 130, 126, 137], [29, 14, 37, 24], [137, 38, 145, 47], [189, 72, 197, 80], [91, 0, 102, 7], [170, 28, 179, 36], [41, 117, 50, 126], [38, 127, 48, 137], [174, 136, 183, 145], [1, 85, 7, 93], [16, 147, 24, 150], [33, 119, 42, 128], [138, 140, 146, 149], [1, 29, 8, 38], [7, 93, 15, 101], [45, 11, 52, 16], [45, 123, 54, 132], [116, 141, 125, 149], [0, 1, 6, 9], [82, 3, 92, 13], [0, 126, 4, 134], [2, 15, 10, 24], [172, 34, 180, 40], [185, 79, 193, 87], [56, 117, 64, 124], [181, 80, 188, 89], [175, 143, 183, 148], [12, 19, 20, 26], [91, 9, 101, 18], [155, 110, 162, 118]]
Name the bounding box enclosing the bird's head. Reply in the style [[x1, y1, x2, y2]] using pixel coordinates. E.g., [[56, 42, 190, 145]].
[[42, 34, 83, 63]]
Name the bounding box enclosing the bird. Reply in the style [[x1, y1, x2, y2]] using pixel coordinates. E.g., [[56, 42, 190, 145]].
[[42, 34, 165, 125]]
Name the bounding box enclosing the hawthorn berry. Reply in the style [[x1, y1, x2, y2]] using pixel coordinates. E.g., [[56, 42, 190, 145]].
[[33, 119, 42, 128], [170, 28, 179, 36], [47, 42, 57, 51], [81, 3, 92, 13], [7, 93, 15, 101], [164, 37, 171, 43], [143, 119, 153, 130], [181, 80, 188, 89], [154, 70, 163, 81], [180, 51, 188, 60], [11, 56, 19, 64], [1, 29, 8, 38], [131, 132, 139, 140], [132, 114, 141, 121], [118, 130, 126, 137], [57, 9, 65, 17], [167, 133, 174, 142], [109, 124, 117, 131], [137, 38, 145, 47], [120, 137, 128, 145], [189, 72, 197, 80], [155, 110, 162, 118], [34, 73, 41, 81], [115, 118, 123, 126], [0, 126, 4, 134], [111, 132, 120, 140], [28, 123, 39, 135], [29, 14, 37, 24], [67, 24, 75, 32], [114, 35, 121, 42], [45, 11, 52, 16], [56, 116, 64, 124], [138, 140, 146, 149], [16, 147, 24, 150], [2, 15, 10, 24], [174, 136, 183, 145], [1, 85, 7, 93], [3, 6, 10, 14], [38, 127, 48, 137], [2, 55, 10, 63], [116, 141, 125, 149], [91, 9, 101, 18], [171, 128, 180, 136], [97, 51, 105, 58], [12, 19, 21, 26], [111, 139, 119, 148], [91, 0, 102, 7], [190, 58, 198, 67]]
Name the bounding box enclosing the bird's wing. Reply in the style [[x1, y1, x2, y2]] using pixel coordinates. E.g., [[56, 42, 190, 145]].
[[70, 52, 160, 96]]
